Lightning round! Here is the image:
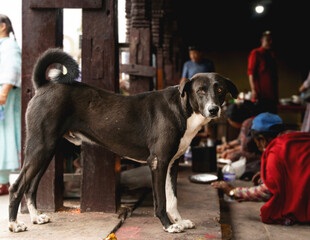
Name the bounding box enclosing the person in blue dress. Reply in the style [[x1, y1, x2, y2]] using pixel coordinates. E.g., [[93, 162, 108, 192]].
[[180, 45, 215, 84], [0, 14, 21, 195]]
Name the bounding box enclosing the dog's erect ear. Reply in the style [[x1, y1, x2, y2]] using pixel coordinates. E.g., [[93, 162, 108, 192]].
[[224, 78, 239, 99], [179, 78, 191, 97]]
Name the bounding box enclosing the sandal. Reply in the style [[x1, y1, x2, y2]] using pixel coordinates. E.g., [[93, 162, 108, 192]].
[[0, 183, 10, 195]]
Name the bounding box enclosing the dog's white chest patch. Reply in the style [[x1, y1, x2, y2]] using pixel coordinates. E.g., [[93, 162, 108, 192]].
[[165, 113, 209, 225], [174, 113, 209, 159]]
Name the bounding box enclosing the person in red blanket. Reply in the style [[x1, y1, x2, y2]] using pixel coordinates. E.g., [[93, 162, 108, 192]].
[[212, 112, 310, 225]]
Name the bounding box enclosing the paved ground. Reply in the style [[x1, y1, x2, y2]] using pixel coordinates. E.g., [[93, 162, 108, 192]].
[[0, 193, 121, 240], [0, 194, 9, 222], [220, 180, 310, 240], [1, 167, 309, 240], [116, 167, 222, 240], [0, 166, 222, 240]]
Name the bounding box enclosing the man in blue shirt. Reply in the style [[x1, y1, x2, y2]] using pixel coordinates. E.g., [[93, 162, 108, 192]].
[[180, 46, 215, 83], [180, 46, 216, 147]]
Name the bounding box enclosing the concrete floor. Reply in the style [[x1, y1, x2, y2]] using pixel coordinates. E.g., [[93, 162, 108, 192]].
[[0, 166, 222, 240], [220, 180, 310, 240], [0, 193, 121, 240], [1, 167, 309, 240], [0, 194, 9, 222], [116, 166, 222, 240]]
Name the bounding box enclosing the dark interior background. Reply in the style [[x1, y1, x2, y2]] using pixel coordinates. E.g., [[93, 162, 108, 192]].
[[168, 0, 308, 125], [175, 0, 309, 77]]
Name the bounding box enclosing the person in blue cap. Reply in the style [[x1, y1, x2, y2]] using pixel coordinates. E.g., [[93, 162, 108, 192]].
[[217, 101, 261, 178], [250, 112, 284, 152], [212, 112, 310, 225]]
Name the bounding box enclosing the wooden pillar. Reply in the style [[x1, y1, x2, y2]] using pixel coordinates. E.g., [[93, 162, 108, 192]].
[[125, 0, 132, 43], [21, 2, 63, 211], [81, 0, 121, 213], [162, 0, 181, 87], [129, 0, 153, 94], [22, 0, 119, 213], [171, 29, 182, 86], [162, 0, 173, 87], [152, 1, 164, 90]]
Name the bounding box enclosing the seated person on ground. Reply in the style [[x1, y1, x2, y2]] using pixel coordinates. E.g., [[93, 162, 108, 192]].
[[212, 112, 310, 225], [191, 122, 217, 147], [217, 101, 261, 176]]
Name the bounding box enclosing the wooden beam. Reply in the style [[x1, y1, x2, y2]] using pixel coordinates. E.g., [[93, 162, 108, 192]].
[[81, 0, 120, 213], [21, 3, 63, 212], [30, 0, 102, 9], [120, 64, 156, 77], [152, 1, 164, 89], [80, 145, 121, 212], [128, 0, 153, 94]]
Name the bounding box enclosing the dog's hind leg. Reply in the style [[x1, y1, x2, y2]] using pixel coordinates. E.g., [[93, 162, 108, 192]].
[[166, 158, 195, 230], [8, 141, 56, 232], [24, 155, 53, 225], [8, 168, 28, 232]]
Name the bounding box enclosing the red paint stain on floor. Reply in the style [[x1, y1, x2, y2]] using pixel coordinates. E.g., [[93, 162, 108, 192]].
[[205, 233, 218, 239], [116, 227, 141, 239]]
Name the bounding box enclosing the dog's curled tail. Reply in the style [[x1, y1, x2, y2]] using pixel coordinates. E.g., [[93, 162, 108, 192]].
[[32, 48, 79, 90]]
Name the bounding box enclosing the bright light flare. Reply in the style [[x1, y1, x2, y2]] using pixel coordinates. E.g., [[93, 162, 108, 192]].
[[255, 5, 264, 14]]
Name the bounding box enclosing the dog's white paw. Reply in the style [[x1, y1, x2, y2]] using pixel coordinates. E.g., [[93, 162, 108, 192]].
[[32, 214, 50, 224], [179, 219, 195, 229], [8, 221, 28, 233], [164, 223, 184, 233]]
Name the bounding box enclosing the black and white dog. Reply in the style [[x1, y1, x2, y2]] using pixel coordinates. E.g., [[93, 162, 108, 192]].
[[8, 49, 238, 233]]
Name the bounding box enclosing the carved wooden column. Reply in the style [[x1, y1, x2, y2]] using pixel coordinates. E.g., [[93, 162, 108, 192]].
[[22, 1, 64, 212], [152, 1, 164, 89], [128, 0, 153, 94], [162, 0, 174, 87], [81, 0, 121, 213], [22, 0, 120, 213], [162, 0, 181, 87], [171, 24, 182, 86], [125, 0, 132, 42]]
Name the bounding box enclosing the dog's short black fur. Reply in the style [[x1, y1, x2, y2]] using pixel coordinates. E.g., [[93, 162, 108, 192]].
[[8, 49, 238, 233]]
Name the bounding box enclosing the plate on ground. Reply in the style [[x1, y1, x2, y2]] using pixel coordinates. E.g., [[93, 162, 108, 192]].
[[217, 158, 232, 164], [189, 173, 218, 184]]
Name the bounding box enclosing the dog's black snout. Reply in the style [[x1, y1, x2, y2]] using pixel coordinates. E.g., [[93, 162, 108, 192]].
[[208, 106, 219, 115]]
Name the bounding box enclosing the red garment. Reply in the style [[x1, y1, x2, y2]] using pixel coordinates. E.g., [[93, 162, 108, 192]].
[[261, 132, 310, 224], [248, 47, 278, 101]]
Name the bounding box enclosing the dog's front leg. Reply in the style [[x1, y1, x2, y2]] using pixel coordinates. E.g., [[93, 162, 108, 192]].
[[149, 160, 184, 233], [166, 158, 195, 229]]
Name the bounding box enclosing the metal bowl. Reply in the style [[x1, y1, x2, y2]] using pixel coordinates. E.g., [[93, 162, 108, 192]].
[[189, 173, 218, 184]]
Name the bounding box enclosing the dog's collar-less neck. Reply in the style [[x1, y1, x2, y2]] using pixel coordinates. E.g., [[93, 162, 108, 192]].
[[172, 112, 209, 162], [178, 94, 195, 120], [186, 113, 209, 133]]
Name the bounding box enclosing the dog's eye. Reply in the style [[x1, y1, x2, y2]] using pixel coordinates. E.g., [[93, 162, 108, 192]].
[[217, 88, 223, 93], [197, 89, 206, 94]]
